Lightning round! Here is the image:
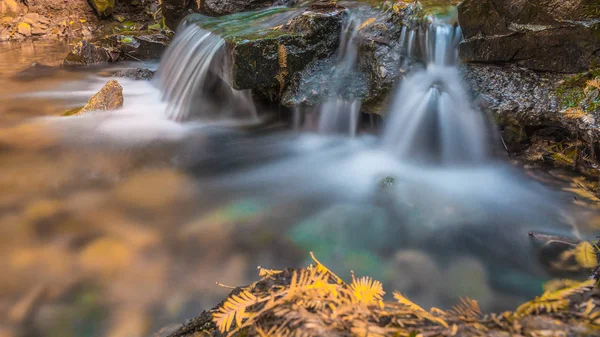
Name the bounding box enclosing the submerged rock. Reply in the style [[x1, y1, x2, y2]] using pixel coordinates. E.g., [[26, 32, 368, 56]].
[[76, 79, 124, 114], [458, 0, 600, 72], [88, 0, 115, 18], [63, 31, 171, 65], [112, 68, 154, 80]]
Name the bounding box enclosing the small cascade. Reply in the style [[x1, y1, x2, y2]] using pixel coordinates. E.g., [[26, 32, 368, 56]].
[[154, 24, 257, 122], [313, 14, 363, 136], [381, 18, 494, 165]]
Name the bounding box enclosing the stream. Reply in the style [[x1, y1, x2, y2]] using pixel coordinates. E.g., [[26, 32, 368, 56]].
[[1, 3, 599, 337]]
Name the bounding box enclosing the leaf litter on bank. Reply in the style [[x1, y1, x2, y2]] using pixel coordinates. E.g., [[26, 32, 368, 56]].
[[166, 252, 600, 337]]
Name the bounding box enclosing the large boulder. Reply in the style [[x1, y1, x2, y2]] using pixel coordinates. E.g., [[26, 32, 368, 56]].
[[183, 4, 346, 93], [226, 6, 346, 91], [458, 0, 600, 72], [462, 63, 600, 169]]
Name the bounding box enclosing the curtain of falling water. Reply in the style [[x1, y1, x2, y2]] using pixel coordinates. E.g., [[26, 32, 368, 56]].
[[381, 20, 492, 165], [154, 24, 257, 122], [313, 14, 363, 136]]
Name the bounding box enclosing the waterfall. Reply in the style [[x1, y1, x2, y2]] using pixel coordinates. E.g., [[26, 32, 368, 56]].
[[313, 14, 363, 136], [381, 19, 494, 165], [154, 24, 257, 122]]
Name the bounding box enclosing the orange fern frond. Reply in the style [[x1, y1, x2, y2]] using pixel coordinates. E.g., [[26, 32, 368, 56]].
[[278, 44, 288, 69], [585, 78, 600, 92], [309, 252, 344, 284], [358, 18, 377, 31], [393, 292, 449, 328], [516, 279, 596, 317], [258, 266, 283, 278], [562, 107, 587, 120], [350, 275, 385, 305], [450, 298, 481, 319], [212, 290, 258, 332]]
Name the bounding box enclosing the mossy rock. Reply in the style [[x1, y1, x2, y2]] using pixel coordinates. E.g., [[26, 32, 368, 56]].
[[189, 5, 346, 91], [88, 0, 115, 18]]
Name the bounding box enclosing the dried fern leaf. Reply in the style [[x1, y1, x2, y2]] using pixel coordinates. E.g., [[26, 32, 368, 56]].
[[258, 267, 283, 278], [562, 107, 587, 120], [351, 321, 394, 337], [543, 279, 583, 292], [451, 298, 481, 319], [575, 242, 599, 269], [585, 78, 600, 92], [278, 44, 288, 69], [358, 18, 377, 31], [309, 252, 344, 284], [393, 292, 449, 328], [350, 275, 385, 305], [516, 279, 596, 317], [212, 290, 258, 332]]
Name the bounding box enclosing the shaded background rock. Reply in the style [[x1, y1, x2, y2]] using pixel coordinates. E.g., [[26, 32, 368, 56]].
[[63, 31, 171, 65], [88, 0, 115, 18], [458, 0, 600, 72]]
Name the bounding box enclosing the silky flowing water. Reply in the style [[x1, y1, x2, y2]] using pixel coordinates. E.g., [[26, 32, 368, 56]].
[[0, 4, 599, 337]]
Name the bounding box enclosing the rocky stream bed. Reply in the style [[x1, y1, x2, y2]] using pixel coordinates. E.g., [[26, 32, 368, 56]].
[[1, 1, 600, 337]]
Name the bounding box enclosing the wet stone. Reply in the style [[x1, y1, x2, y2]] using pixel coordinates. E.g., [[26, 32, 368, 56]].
[[63, 40, 112, 66], [112, 68, 154, 80], [77, 80, 124, 115]]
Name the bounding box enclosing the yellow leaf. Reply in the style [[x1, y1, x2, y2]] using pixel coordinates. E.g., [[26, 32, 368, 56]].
[[79, 19, 87, 23], [574, 242, 598, 269], [358, 18, 377, 31]]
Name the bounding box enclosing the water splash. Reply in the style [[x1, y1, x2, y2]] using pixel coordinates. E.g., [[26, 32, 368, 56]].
[[381, 19, 494, 165], [154, 25, 257, 122]]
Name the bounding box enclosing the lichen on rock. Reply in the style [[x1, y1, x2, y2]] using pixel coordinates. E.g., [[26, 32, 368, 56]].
[[76, 79, 124, 115]]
